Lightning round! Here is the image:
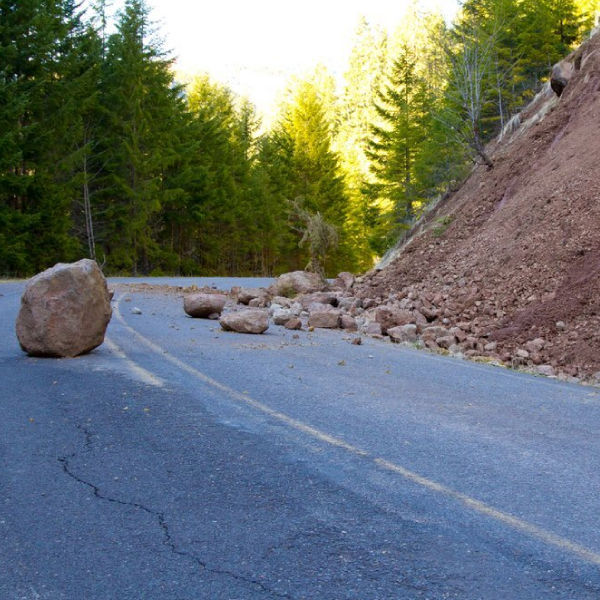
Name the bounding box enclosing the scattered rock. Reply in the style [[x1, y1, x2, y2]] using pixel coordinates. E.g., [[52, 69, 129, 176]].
[[340, 315, 358, 331], [450, 327, 468, 343], [284, 318, 303, 331], [269, 271, 327, 298], [345, 34, 600, 378], [184, 293, 227, 318], [220, 309, 269, 334], [236, 287, 266, 305], [16, 259, 112, 357], [419, 306, 438, 321], [249, 296, 269, 308], [374, 307, 414, 333], [525, 338, 546, 354], [338, 297, 361, 311], [421, 326, 448, 341], [424, 338, 439, 350], [387, 324, 418, 344], [299, 292, 339, 309], [550, 59, 574, 97], [361, 321, 383, 336], [272, 308, 293, 326], [333, 272, 355, 290], [436, 335, 457, 350], [362, 298, 376, 310], [271, 296, 293, 308], [535, 365, 556, 377], [308, 306, 341, 329]]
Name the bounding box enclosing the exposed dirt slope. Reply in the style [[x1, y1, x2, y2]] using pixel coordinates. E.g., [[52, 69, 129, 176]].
[[355, 33, 600, 380]]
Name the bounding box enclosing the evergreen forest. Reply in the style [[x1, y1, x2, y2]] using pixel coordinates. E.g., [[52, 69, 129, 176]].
[[1, 0, 598, 277]]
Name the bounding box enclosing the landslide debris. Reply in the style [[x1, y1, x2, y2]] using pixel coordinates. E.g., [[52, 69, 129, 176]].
[[352, 31, 600, 381]]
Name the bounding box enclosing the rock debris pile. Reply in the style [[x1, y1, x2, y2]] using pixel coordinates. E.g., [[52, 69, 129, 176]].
[[186, 33, 600, 383], [353, 32, 600, 383]]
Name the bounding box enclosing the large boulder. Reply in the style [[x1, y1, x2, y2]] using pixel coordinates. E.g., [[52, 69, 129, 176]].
[[269, 271, 327, 298], [272, 307, 294, 326], [299, 291, 339, 310], [550, 60, 575, 97], [236, 287, 268, 305], [220, 309, 269, 334], [308, 306, 341, 329], [374, 307, 415, 334], [183, 293, 227, 318], [16, 259, 112, 357], [388, 324, 418, 344]]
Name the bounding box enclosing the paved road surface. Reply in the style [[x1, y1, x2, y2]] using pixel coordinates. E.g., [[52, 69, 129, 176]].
[[2, 277, 600, 599]]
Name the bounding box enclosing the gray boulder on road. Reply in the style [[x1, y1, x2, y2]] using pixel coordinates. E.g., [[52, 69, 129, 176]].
[[16, 259, 112, 357], [184, 293, 227, 318], [269, 271, 327, 298], [308, 306, 341, 329], [220, 309, 269, 334], [236, 287, 267, 305]]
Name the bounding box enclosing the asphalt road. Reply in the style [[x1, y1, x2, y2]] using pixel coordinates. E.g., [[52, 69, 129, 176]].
[[2, 277, 600, 599]]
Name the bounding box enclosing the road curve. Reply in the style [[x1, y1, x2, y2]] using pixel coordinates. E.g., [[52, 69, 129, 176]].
[[2, 277, 600, 599]]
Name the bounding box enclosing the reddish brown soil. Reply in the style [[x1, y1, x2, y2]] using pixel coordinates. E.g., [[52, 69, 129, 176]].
[[355, 34, 600, 380]]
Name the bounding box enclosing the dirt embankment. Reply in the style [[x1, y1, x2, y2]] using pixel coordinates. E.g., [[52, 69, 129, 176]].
[[354, 33, 600, 380]]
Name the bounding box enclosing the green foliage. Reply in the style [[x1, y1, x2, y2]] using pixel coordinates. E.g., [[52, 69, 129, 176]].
[[266, 71, 357, 275], [0, 0, 87, 275], [365, 39, 443, 253], [337, 18, 388, 269], [1, 0, 596, 277], [95, 0, 186, 274]]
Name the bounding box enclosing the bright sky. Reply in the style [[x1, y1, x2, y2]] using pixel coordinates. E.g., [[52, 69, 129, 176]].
[[144, 0, 460, 115]]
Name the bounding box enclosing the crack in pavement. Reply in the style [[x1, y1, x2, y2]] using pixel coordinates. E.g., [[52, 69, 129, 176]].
[[58, 425, 295, 600]]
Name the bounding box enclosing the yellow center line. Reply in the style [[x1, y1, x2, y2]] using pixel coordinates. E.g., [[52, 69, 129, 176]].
[[112, 294, 600, 567], [104, 336, 165, 388]]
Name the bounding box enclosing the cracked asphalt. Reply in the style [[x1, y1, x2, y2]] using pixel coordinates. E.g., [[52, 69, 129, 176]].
[[2, 277, 600, 599]]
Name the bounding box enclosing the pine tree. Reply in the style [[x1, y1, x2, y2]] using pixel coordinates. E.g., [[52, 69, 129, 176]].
[[61, 20, 104, 263], [184, 76, 244, 273], [0, 0, 91, 275], [274, 73, 354, 273], [96, 0, 185, 274], [366, 44, 435, 252], [337, 17, 388, 269]]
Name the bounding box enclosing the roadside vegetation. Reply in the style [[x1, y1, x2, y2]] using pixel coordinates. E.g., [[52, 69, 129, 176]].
[[1, 0, 598, 277]]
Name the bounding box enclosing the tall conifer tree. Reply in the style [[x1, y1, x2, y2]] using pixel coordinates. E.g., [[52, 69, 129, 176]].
[[366, 44, 434, 251], [96, 0, 186, 274], [274, 73, 354, 273], [0, 0, 89, 274]]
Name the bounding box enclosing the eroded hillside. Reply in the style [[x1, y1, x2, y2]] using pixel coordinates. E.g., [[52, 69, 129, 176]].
[[354, 32, 600, 380]]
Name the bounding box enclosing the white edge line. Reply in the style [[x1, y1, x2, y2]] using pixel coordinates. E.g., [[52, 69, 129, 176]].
[[111, 293, 600, 567]]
